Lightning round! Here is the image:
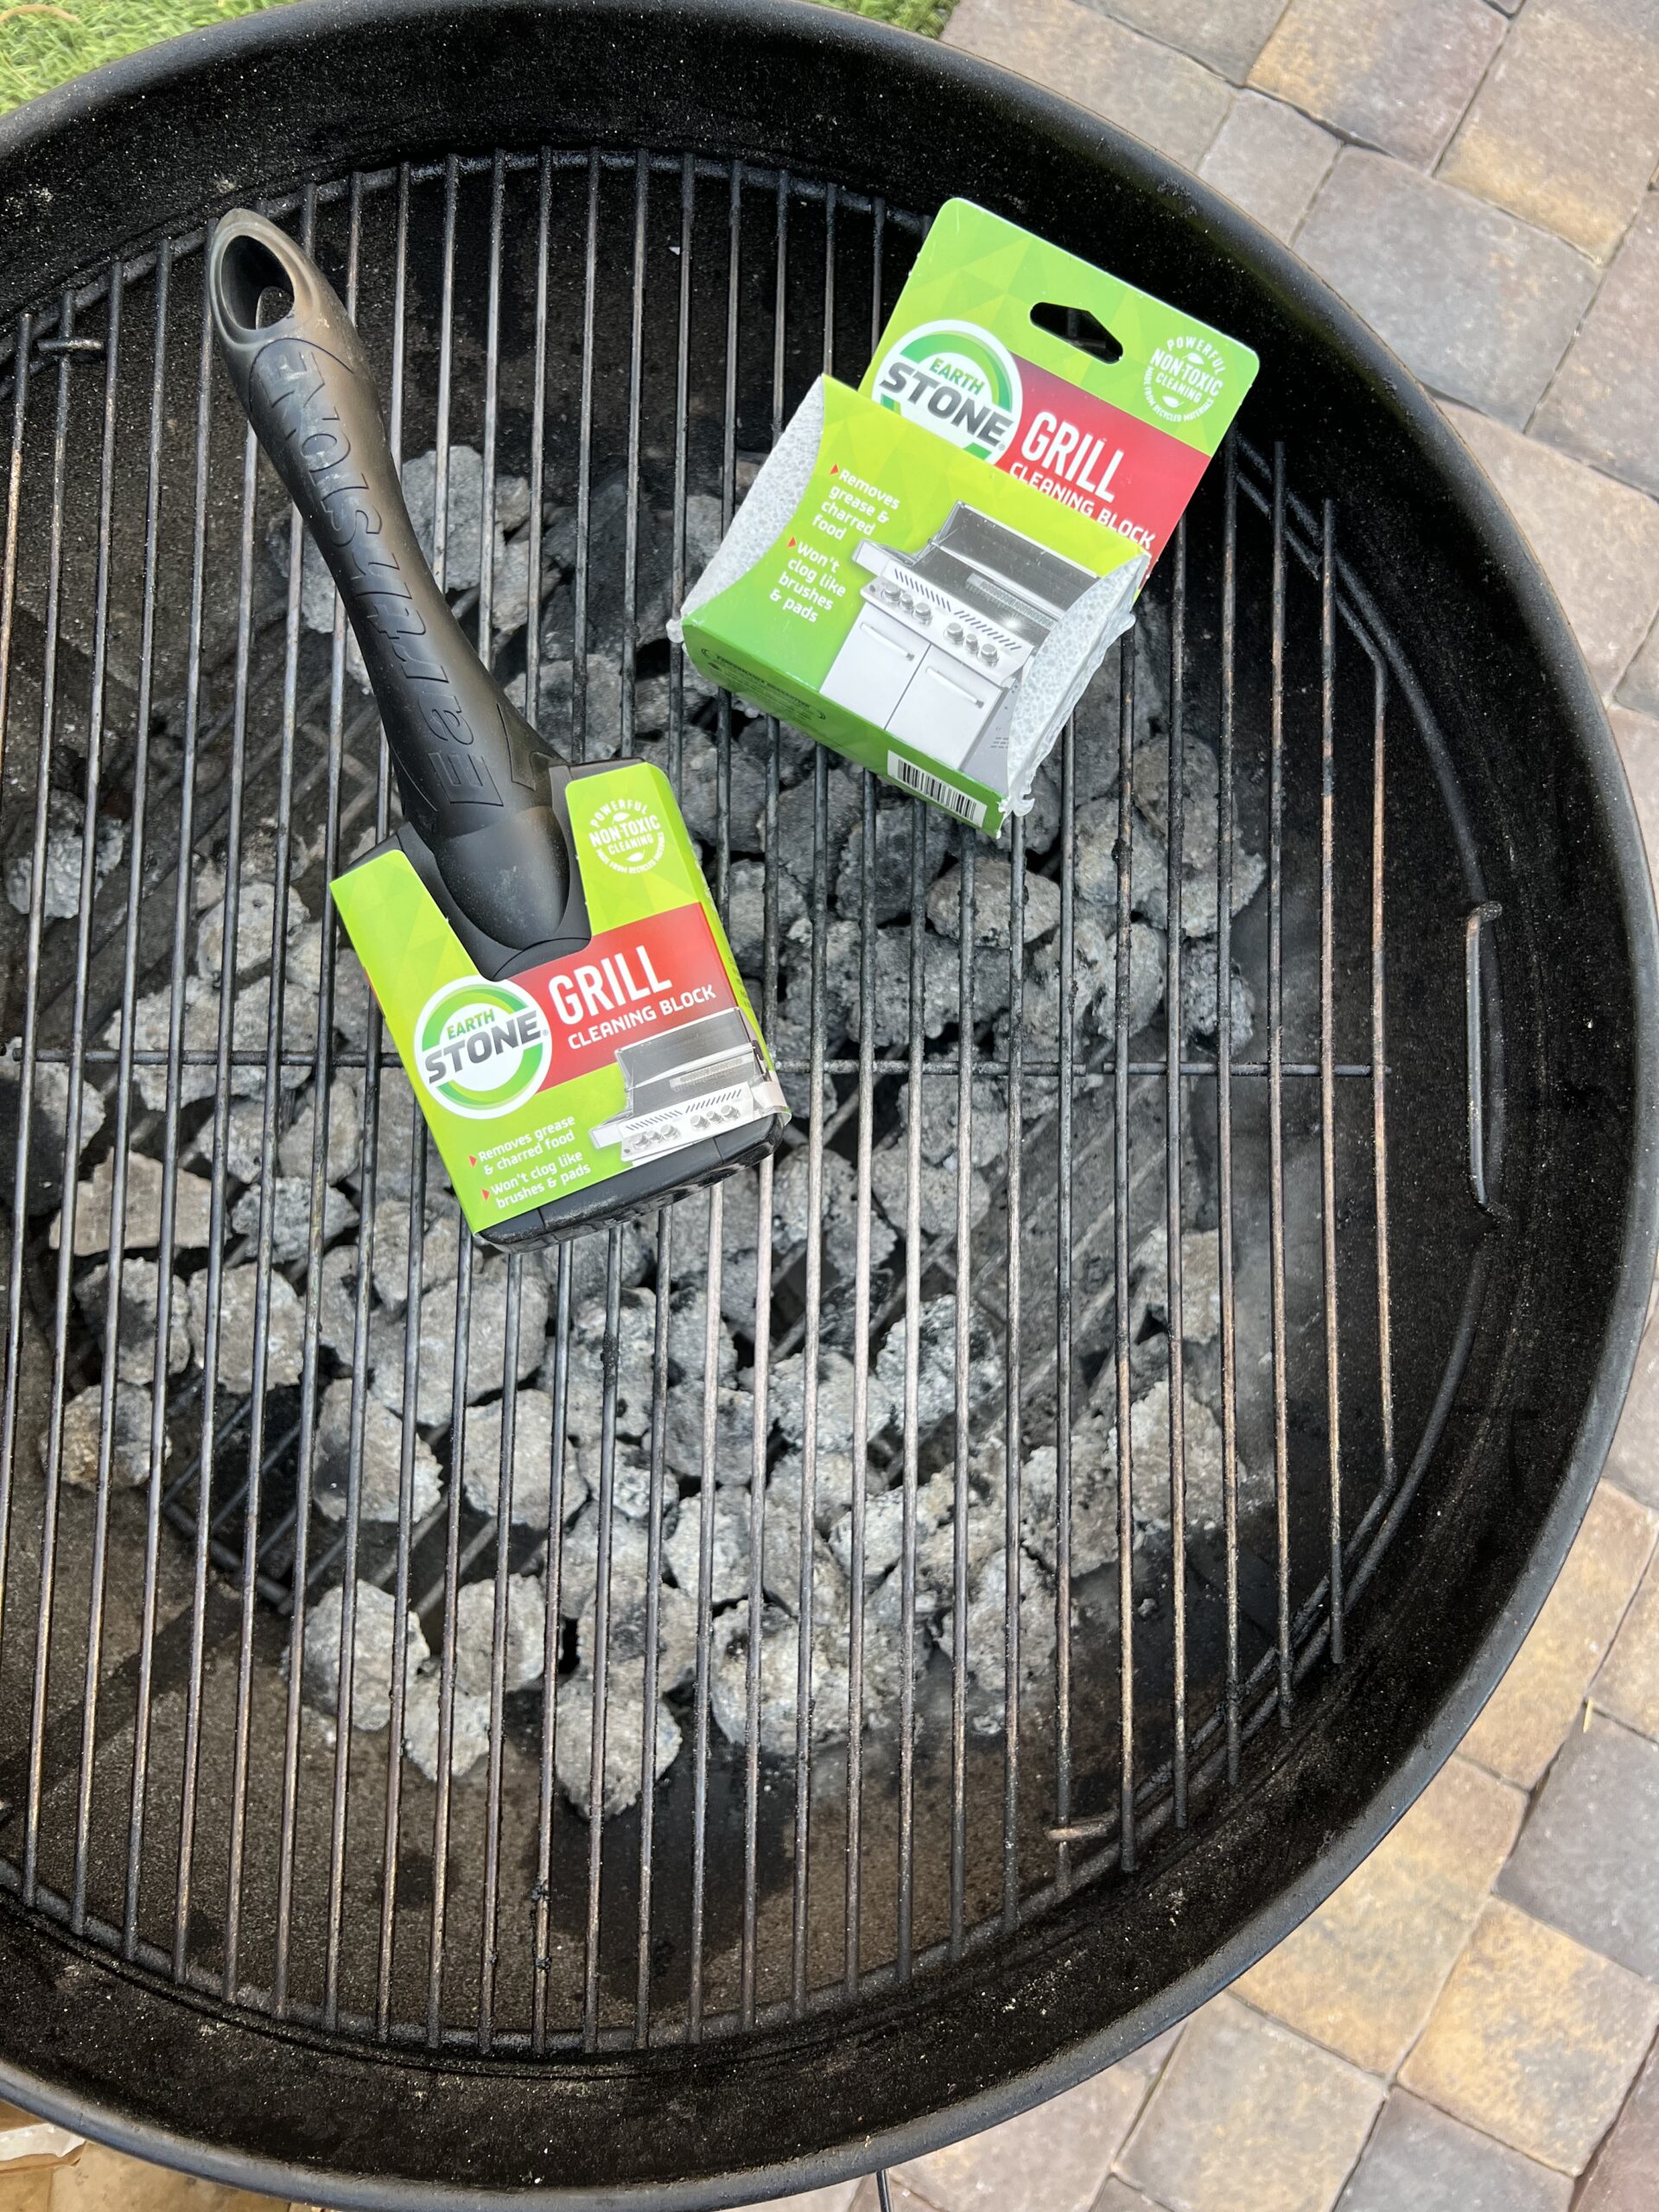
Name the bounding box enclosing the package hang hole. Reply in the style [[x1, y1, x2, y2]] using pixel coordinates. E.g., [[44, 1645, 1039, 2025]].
[[1030, 300, 1122, 365]]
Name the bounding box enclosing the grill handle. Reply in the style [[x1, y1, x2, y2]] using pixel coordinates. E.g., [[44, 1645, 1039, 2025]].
[[207, 207, 581, 961]]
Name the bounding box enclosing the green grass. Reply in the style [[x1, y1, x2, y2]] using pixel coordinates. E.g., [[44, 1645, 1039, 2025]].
[[0, 0, 952, 114]]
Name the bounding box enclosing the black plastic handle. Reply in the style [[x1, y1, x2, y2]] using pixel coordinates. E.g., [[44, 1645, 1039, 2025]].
[[207, 207, 575, 957]]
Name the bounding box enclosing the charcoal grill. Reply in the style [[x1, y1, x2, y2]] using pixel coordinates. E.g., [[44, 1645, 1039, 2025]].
[[0, 3, 1655, 2206]]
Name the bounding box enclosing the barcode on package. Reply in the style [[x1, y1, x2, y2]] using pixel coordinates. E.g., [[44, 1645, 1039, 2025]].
[[886, 752, 988, 829]]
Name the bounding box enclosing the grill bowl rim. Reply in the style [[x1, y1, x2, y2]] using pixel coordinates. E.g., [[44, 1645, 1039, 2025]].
[[0, 0, 1654, 2203]]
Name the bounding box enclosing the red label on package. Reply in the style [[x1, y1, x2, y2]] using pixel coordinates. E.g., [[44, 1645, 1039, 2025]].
[[1000, 356, 1209, 562], [516, 901, 738, 1089]]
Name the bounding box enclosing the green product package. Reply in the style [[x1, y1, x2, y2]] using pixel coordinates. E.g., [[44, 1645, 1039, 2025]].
[[676, 199, 1258, 836], [331, 760, 786, 1237]]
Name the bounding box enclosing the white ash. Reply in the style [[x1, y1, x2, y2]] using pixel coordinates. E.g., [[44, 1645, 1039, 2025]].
[[401, 1667, 493, 1783], [363, 1065, 443, 1202], [709, 1595, 853, 1758], [678, 1468, 815, 1615], [665, 1281, 737, 1388], [572, 1285, 661, 1437], [771, 1143, 898, 1274], [54, 1150, 213, 1255], [461, 1389, 591, 1529], [77, 1258, 191, 1383], [1071, 795, 1167, 923], [3, 1045, 107, 1161], [553, 1665, 680, 1819], [925, 855, 1061, 946], [110, 975, 304, 1113], [767, 1447, 861, 1537], [664, 1380, 756, 1484], [1130, 1225, 1223, 1345], [1017, 1413, 1120, 1577], [874, 1295, 1000, 1440], [44, 1380, 157, 1489], [869, 1139, 990, 1247], [278, 1071, 365, 1186], [1181, 940, 1255, 1052], [1176, 847, 1268, 941], [663, 1483, 753, 1607], [769, 1344, 899, 1456], [188, 1265, 305, 1392], [826, 1470, 954, 1587], [576, 1576, 697, 1694], [194, 880, 311, 984], [368, 1258, 546, 1429], [398, 445, 526, 597], [315, 1244, 365, 1364], [936, 1549, 1058, 1719], [3, 789, 124, 921], [1118, 1374, 1254, 1534], [556, 1502, 670, 1621], [232, 1176, 356, 1265], [609, 1449, 665, 1521], [372, 1191, 461, 1308], [451, 1572, 547, 1697], [722, 857, 806, 974], [1024, 914, 1166, 1047], [301, 1580, 428, 1734], [188, 1096, 266, 1187], [313, 1375, 442, 1527]]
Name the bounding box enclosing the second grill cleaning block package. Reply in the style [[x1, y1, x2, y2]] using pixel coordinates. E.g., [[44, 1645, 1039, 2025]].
[[677, 200, 1257, 836]]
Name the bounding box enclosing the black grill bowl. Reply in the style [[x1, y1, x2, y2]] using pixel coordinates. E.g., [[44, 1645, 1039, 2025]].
[[0, 3, 1655, 2206]]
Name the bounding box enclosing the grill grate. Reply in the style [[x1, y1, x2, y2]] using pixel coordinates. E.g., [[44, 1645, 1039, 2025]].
[[0, 148, 1483, 2056]]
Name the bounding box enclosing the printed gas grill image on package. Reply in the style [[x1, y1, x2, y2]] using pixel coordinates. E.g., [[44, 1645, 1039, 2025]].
[[819, 502, 1096, 779], [588, 1007, 779, 1165]]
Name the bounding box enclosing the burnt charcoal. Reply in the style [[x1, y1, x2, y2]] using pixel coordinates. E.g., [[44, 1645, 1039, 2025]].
[[723, 857, 806, 974], [195, 880, 311, 984], [301, 1580, 428, 1734], [3, 789, 124, 921], [925, 855, 1062, 946], [556, 1502, 671, 1621], [451, 1572, 547, 1697], [232, 1177, 356, 1265], [3, 1042, 107, 1172], [664, 1280, 738, 1388], [314, 1376, 442, 1528], [663, 1482, 752, 1607], [709, 1592, 852, 1757], [401, 1668, 493, 1782], [552, 1665, 680, 1818], [769, 1345, 898, 1457], [78, 1258, 191, 1384], [869, 1137, 990, 1246], [936, 1550, 1058, 1721], [834, 804, 956, 925], [461, 1388, 591, 1528], [665, 1380, 757, 1484], [188, 1264, 305, 1392], [54, 1151, 213, 1255], [44, 1379, 158, 1489], [368, 1258, 547, 1430], [874, 1295, 1000, 1439], [1181, 939, 1255, 1052], [575, 1576, 696, 1694], [371, 1191, 461, 1309], [278, 1071, 365, 1186], [1018, 1414, 1120, 1577]]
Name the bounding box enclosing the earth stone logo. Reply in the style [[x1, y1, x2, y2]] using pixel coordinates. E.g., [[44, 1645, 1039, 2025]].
[[873, 320, 1023, 462], [587, 792, 667, 875], [415, 976, 550, 1120]]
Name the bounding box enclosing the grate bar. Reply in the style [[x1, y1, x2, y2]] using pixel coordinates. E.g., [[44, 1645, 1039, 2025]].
[[1268, 442, 1292, 1728], [1217, 444, 1241, 1786], [1166, 521, 1188, 1831], [1320, 501, 1344, 1667], [64, 265, 124, 1932], [1115, 640, 1136, 1876], [1372, 660, 1395, 1491]]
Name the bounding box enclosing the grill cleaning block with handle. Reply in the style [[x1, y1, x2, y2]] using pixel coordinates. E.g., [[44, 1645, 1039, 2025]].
[[208, 211, 785, 1250], [675, 200, 1256, 837]]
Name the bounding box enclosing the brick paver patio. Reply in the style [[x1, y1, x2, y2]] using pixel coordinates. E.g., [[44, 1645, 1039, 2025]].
[[7, 2, 1659, 2208]]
